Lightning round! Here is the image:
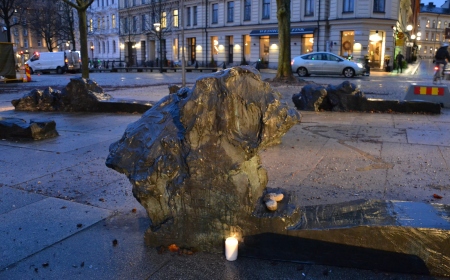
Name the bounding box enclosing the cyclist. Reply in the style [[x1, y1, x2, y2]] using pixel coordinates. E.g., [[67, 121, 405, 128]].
[[434, 42, 450, 81]]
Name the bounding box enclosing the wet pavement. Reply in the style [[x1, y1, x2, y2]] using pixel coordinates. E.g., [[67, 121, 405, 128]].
[[1, 63, 450, 279]]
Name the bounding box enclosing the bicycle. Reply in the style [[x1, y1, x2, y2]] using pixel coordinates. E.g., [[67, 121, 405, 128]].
[[433, 62, 445, 84]]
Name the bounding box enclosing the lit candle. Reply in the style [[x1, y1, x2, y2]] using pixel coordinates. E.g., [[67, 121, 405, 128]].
[[225, 237, 238, 261]]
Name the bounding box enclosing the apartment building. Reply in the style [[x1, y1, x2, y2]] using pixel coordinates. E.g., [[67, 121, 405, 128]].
[[87, 0, 121, 67], [117, 0, 418, 70], [417, 2, 450, 59]]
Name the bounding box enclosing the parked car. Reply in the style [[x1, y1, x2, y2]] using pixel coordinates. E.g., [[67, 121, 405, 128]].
[[291, 52, 365, 78]]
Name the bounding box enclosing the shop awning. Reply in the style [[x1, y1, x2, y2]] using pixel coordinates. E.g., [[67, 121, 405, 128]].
[[250, 27, 315, 36]]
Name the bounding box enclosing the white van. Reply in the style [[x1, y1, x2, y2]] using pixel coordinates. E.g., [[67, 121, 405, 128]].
[[25, 50, 81, 74]]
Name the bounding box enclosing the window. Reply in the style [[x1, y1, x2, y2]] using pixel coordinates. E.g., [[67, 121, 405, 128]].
[[373, 0, 384, 12], [113, 40, 116, 53], [425, 31, 429, 41], [305, 0, 314, 16], [193, 6, 198, 25], [142, 14, 146, 30], [112, 14, 116, 28], [187, 7, 191, 26], [107, 41, 110, 53], [13, 28, 18, 36], [123, 17, 129, 33], [37, 39, 42, 47], [433, 20, 436, 28], [437, 33, 440, 41], [24, 39, 28, 48], [102, 41, 105, 53], [161, 11, 167, 28], [343, 0, 353, 13], [97, 18, 101, 29], [124, 0, 128, 8], [244, 0, 251, 21], [22, 28, 27, 36], [426, 20, 430, 28], [173, 9, 179, 27], [438, 20, 442, 29], [142, 0, 146, 3], [133, 0, 136, 6], [227, 2, 234, 22], [262, 0, 270, 19], [212, 4, 218, 24], [107, 16, 110, 29], [90, 18, 94, 32], [133, 16, 138, 32]]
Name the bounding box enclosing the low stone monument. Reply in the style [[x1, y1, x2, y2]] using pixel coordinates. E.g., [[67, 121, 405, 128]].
[[11, 77, 151, 113], [292, 81, 441, 114], [0, 117, 58, 140], [106, 66, 301, 251]]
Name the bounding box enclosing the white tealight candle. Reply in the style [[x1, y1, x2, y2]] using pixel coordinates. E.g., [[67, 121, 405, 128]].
[[225, 237, 238, 261]]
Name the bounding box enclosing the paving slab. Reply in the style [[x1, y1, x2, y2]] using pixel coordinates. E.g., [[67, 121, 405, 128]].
[[0, 197, 111, 270], [0, 186, 46, 215]]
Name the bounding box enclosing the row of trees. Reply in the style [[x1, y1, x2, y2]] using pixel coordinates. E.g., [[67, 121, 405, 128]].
[[0, 0, 78, 51], [1, 0, 293, 80]]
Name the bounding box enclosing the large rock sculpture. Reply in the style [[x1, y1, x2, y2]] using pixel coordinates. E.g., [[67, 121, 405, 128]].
[[106, 66, 301, 251]]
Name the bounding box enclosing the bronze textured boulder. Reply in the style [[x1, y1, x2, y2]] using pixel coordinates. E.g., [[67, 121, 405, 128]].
[[106, 66, 301, 251], [0, 117, 58, 140]]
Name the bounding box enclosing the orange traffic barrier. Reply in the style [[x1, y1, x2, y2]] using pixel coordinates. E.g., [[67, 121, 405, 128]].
[[25, 64, 31, 82]]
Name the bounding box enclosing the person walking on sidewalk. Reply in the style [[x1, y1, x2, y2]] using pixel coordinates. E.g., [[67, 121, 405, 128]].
[[396, 51, 404, 73]]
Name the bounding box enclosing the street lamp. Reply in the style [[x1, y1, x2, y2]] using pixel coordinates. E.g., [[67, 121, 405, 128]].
[[406, 24, 413, 62], [90, 45, 94, 60], [154, 22, 163, 73], [120, 43, 124, 67]]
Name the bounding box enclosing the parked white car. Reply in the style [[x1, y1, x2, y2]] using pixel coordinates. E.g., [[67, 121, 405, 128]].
[[291, 52, 365, 78]]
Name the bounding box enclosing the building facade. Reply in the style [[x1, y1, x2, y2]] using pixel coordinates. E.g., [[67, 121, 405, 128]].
[[117, 0, 418, 70], [416, 2, 450, 59], [87, 0, 121, 67]]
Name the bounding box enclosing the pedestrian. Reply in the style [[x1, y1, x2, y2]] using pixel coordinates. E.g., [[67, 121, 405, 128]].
[[396, 51, 404, 73]]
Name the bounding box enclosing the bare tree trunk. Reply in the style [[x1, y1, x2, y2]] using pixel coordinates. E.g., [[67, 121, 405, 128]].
[[274, 0, 296, 82], [61, 0, 93, 79], [77, 9, 89, 78]]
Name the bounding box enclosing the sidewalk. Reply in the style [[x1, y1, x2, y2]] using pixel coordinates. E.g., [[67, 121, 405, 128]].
[[1, 75, 449, 279]]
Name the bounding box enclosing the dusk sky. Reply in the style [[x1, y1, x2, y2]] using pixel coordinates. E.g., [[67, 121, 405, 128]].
[[422, 0, 447, 6]]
